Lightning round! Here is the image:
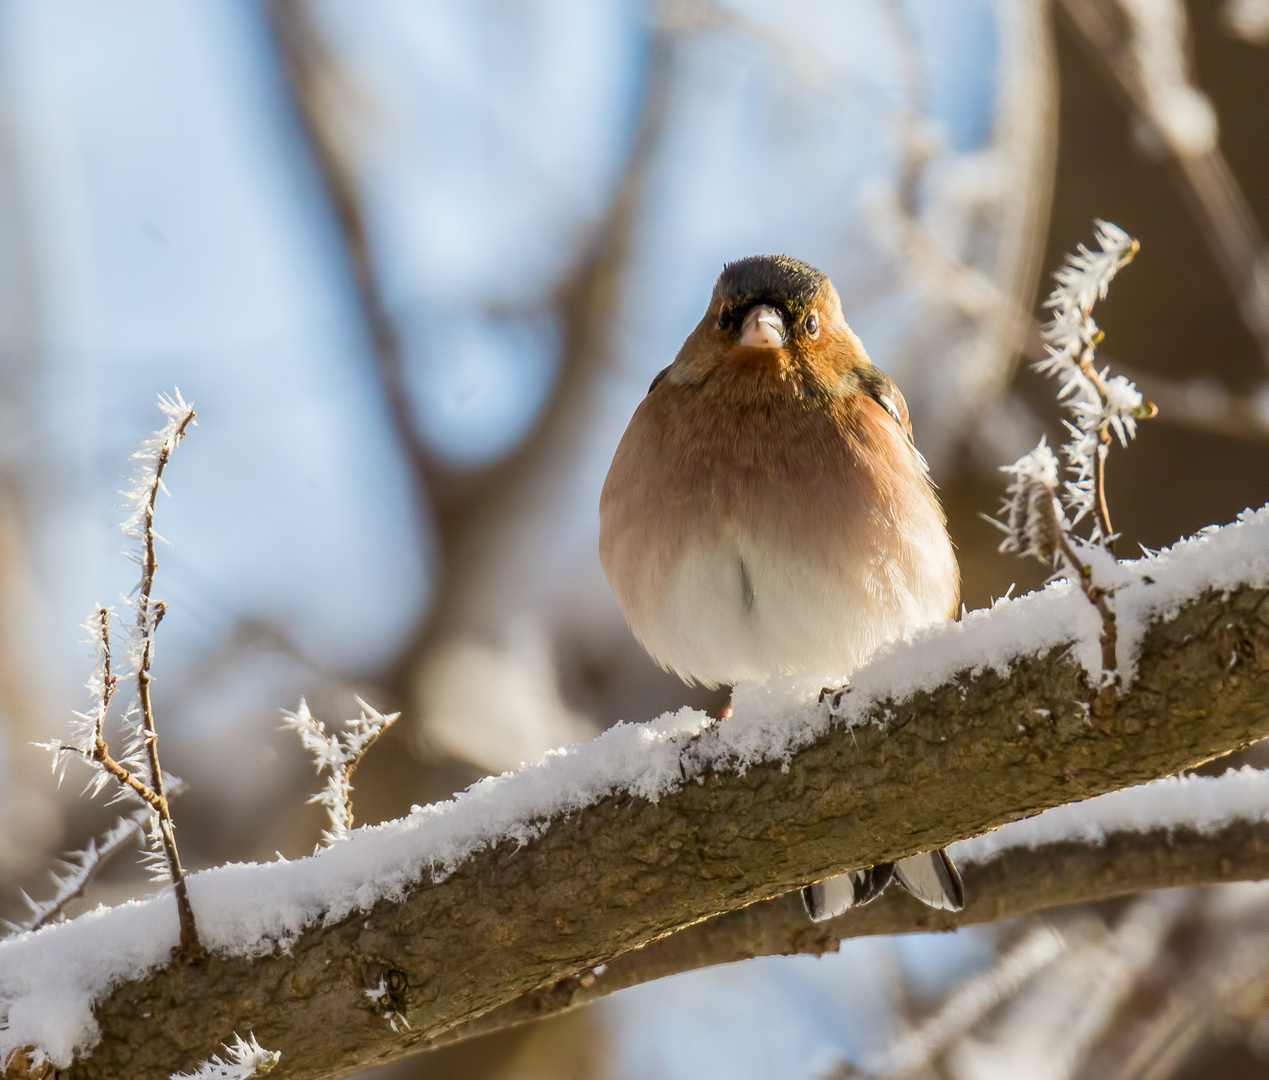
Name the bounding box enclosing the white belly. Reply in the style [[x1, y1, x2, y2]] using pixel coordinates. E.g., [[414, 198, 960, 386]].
[[626, 517, 956, 688]]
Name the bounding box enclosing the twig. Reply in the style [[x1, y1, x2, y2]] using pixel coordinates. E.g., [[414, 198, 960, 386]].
[[283, 697, 400, 845], [13, 773, 190, 935], [997, 223, 1152, 704], [124, 393, 200, 958], [37, 394, 204, 961], [14, 811, 143, 934], [1037, 221, 1154, 546]]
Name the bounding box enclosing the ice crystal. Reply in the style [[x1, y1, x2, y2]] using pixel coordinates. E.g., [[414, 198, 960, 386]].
[[170, 1034, 280, 1080]]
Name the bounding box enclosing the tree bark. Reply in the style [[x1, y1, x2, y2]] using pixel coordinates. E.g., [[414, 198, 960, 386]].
[[431, 814, 1269, 1050], [31, 582, 1269, 1079]]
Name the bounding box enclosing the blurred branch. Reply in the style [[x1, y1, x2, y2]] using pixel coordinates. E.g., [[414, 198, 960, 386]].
[[406, 21, 682, 756], [849, 923, 1070, 1079], [264, 0, 440, 509], [872, 0, 1057, 449], [1056, 0, 1269, 362], [27, 576, 1269, 1079], [1109, 915, 1269, 1079], [875, 0, 1269, 447], [874, 175, 1269, 446], [422, 24, 676, 595]]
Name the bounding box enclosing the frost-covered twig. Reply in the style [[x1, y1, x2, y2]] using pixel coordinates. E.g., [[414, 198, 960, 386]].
[[121, 390, 199, 957], [170, 1034, 280, 1080], [1037, 220, 1151, 545], [996, 222, 1154, 696], [12, 775, 189, 936], [35, 393, 203, 960], [283, 697, 399, 846], [12, 811, 144, 934]]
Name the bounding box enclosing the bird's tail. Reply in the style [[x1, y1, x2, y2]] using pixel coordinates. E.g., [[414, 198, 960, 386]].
[[801, 848, 964, 922]]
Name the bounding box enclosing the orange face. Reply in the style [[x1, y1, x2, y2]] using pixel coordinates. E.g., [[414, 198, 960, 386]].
[[668, 271, 868, 399]]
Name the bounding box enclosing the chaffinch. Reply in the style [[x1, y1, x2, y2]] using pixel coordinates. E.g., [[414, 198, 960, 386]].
[[599, 254, 964, 918]]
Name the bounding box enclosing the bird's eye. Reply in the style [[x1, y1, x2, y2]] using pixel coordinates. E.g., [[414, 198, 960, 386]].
[[717, 306, 730, 329], [804, 313, 819, 337]]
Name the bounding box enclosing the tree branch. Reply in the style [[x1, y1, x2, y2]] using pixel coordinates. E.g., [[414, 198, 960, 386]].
[[429, 812, 1269, 1053], [2, 570, 1253, 1080]]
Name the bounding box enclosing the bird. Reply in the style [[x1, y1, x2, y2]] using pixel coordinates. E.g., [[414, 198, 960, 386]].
[[598, 253, 964, 920]]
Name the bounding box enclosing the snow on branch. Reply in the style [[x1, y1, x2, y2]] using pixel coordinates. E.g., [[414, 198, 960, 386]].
[[283, 697, 400, 847], [169, 1034, 280, 1080]]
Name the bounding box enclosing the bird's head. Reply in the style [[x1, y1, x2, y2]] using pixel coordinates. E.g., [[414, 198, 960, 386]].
[[664, 254, 866, 390]]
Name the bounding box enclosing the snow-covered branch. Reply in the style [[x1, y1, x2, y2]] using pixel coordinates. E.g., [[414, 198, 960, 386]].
[[0, 507, 1266, 1080]]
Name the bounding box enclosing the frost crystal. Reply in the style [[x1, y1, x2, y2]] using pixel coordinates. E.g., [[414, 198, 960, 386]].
[[283, 698, 400, 846], [998, 439, 1066, 563], [170, 1033, 280, 1080]]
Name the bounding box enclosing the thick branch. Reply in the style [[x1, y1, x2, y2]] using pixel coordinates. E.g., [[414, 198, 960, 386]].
[[27, 579, 1264, 1080], [428, 813, 1269, 1050]]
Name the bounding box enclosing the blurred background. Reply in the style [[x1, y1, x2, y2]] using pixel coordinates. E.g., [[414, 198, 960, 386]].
[[0, 0, 1267, 1077]]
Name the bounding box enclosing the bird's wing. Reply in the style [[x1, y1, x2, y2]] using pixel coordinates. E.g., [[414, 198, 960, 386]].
[[857, 366, 915, 442]]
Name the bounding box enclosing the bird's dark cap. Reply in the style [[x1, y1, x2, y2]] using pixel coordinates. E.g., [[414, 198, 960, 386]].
[[716, 254, 828, 319]]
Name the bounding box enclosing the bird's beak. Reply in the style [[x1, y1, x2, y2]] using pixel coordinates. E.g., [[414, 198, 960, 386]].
[[738, 304, 785, 349]]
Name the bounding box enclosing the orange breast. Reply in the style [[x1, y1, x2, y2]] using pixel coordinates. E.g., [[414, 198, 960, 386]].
[[599, 366, 958, 686]]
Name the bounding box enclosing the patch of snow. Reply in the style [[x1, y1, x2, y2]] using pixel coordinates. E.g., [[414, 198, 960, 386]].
[[1, 506, 1267, 1068], [953, 767, 1269, 865]]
